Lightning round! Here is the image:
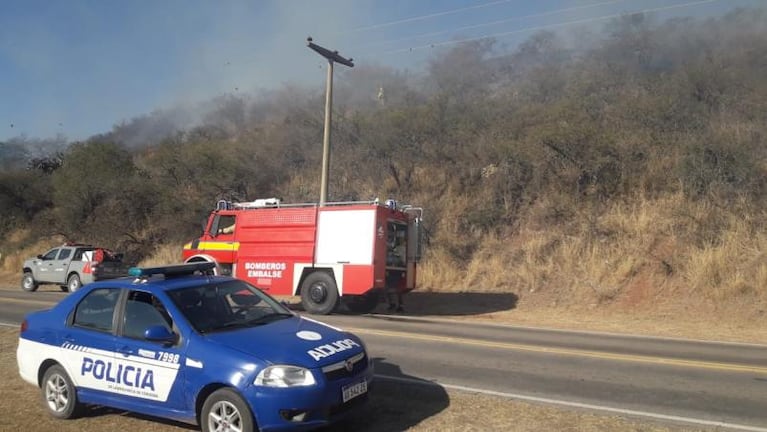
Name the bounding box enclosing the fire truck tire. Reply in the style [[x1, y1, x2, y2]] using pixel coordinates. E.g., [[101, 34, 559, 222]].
[[300, 272, 339, 315], [344, 291, 380, 314]]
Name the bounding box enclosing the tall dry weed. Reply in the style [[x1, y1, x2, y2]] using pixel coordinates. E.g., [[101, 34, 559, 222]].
[[419, 194, 695, 307], [683, 216, 767, 303], [138, 243, 185, 267], [417, 248, 465, 292]]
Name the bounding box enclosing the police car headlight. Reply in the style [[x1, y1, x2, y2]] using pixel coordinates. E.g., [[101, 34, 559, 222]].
[[254, 365, 316, 387]]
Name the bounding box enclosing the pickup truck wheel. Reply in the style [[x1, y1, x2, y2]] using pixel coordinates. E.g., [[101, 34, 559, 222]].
[[67, 274, 82, 293], [21, 272, 39, 292], [300, 272, 339, 315]]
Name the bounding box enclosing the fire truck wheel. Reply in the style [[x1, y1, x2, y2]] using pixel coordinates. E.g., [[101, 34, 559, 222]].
[[300, 272, 339, 315], [344, 292, 380, 314]]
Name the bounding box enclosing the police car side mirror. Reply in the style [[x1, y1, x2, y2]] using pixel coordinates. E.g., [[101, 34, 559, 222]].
[[37, 254, 44, 260], [144, 325, 177, 345]]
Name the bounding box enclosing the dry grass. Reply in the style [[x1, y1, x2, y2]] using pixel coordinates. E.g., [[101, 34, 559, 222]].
[[1, 328, 701, 432], [138, 243, 186, 267], [683, 218, 767, 302], [418, 194, 767, 318]]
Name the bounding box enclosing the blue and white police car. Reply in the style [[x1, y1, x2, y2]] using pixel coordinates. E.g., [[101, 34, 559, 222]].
[[17, 262, 372, 432]]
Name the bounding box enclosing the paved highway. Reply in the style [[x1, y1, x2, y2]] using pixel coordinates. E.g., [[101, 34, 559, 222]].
[[3, 288, 766, 431]]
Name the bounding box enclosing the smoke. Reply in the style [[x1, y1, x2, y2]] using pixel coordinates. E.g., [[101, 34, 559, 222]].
[[2, 0, 763, 147], [0, 0, 371, 144]]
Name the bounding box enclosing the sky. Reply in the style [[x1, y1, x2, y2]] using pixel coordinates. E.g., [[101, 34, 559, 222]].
[[1, 0, 763, 142]]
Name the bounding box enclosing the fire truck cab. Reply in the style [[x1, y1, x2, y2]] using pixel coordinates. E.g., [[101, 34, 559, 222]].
[[182, 198, 423, 315]]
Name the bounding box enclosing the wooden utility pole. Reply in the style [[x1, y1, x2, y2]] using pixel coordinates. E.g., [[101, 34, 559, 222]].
[[306, 37, 354, 206]]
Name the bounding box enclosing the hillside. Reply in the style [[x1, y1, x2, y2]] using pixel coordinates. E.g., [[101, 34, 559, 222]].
[[2, 9, 767, 332]]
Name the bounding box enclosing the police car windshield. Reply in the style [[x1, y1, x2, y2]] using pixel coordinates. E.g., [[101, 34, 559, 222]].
[[168, 280, 292, 334]]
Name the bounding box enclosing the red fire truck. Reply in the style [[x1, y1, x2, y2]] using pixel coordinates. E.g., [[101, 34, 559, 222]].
[[182, 198, 423, 314]]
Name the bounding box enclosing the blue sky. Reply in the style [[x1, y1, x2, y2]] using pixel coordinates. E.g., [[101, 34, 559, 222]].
[[1, 0, 762, 142]]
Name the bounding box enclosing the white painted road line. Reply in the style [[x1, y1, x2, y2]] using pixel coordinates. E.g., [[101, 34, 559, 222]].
[[376, 374, 767, 432]]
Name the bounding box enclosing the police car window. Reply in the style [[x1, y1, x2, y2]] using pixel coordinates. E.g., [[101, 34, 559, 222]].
[[123, 291, 173, 340], [42, 249, 59, 260], [73, 288, 120, 332], [168, 281, 291, 333], [58, 248, 72, 260]]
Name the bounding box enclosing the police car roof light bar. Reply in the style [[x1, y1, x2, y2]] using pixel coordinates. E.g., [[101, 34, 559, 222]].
[[129, 262, 217, 278]]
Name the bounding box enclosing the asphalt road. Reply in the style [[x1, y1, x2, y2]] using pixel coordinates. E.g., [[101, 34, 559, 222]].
[[3, 288, 767, 431]]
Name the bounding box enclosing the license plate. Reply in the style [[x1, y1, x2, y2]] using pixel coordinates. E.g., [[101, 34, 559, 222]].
[[342, 380, 368, 403]]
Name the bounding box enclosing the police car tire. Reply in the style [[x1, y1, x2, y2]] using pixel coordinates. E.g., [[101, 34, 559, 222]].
[[21, 272, 38, 292], [201, 388, 255, 432], [41, 364, 83, 419], [300, 272, 339, 315]]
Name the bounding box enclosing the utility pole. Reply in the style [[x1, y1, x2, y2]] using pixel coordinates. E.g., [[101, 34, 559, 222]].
[[306, 37, 354, 206]]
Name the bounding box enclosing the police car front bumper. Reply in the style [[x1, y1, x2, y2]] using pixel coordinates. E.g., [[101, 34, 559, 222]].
[[247, 362, 374, 431]]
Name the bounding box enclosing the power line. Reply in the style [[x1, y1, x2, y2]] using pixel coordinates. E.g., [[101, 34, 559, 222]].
[[383, 0, 722, 54], [366, 0, 630, 49], [344, 0, 518, 33]]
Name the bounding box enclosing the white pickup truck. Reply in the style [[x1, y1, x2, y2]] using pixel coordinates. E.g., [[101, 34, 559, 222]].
[[21, 244, 129, 293]]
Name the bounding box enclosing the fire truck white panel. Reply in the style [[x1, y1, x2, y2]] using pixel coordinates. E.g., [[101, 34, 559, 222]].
[[316, 210, 375, 265]]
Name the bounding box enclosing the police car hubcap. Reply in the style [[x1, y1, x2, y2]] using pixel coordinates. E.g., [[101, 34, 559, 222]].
[[209, 401, 242, 432], [45, 375, 68, 412]]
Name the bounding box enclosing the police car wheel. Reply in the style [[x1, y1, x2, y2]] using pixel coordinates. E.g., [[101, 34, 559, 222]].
[[41, 365, 83, 419], [300, 272, 339, 315], [21, 272, 38, 292], [201, 388, 255, 432]]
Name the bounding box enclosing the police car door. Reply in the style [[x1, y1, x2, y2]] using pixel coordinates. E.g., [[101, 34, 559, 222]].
[[61, 287, 120, 396], [115, 289, 185, 410]]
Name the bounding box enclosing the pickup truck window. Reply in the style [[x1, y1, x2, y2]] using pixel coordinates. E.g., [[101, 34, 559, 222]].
[[58, 249, 72, 260], [73, 248, 94, 261], [42, 249, 59, 260]]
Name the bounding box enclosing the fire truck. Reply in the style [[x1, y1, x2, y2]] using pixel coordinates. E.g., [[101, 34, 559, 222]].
[[182, 198, 423, 315]]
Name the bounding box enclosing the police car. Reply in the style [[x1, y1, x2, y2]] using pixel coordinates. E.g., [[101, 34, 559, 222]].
[[17, 262, 372, 432]]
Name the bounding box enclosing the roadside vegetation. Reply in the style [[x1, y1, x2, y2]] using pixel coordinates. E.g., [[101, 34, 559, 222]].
[[2, 9, 767, 324]]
